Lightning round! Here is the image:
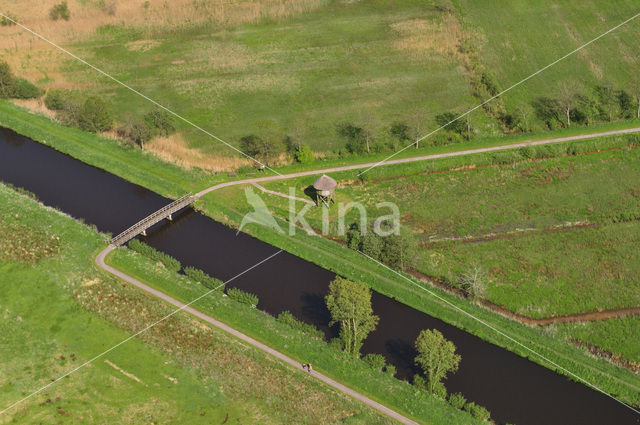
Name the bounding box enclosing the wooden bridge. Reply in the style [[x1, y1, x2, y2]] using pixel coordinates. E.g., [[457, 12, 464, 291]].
[[111, 194, 195, 246]]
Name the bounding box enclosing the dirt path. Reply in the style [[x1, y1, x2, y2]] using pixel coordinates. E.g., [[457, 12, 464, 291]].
[[195, 127, 640, 198], [95, 246, 419, 425]]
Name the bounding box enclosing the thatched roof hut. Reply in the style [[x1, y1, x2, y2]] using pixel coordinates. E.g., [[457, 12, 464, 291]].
[[313, 174, 337, 207], [313, 174, 337, 192]]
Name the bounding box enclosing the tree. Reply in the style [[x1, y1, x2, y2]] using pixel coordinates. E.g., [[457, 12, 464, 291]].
[[594, 84, 617, 121], [78, 96, 112, 132], [325, 277, 379, 356], [414, 329, 461, 394], [617, 89, 635, 119], [144, 110, 175, 136], [557, 81, 578, 127], [532, 97, 563, 129], [516, 104, 533, 132], [118, 117, 152, 146], [435, 112, 467, 138], [380, 226, 418, 271], [457, 265, 486, 300], [239, 133, 284, 165], [337, 123, 368, 154], [45, 89, 72, 110], [389, 121, 410, 144], [361, 231, 383, 259]]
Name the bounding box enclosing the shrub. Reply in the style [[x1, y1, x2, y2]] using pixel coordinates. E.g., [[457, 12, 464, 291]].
[[384, 364, 396, 377], [294, 144, 314, 164], [0, 61, 16, 98], [13, 78, 41, 99], [329, 337, 343, 351], [78, 96, 112, 132], [412, 374, 427, 391], [128, 239, 181, 272], [57, 100, 82, 126], [0, 13, 16, 26], [143, 110, 176, 136], [463, 402, 491, 421], [432, 381, 447, 399], [45, 89, 72, 110], [362, 353, 387, 371], [431, 130, 463, 146], [276, 310, 324, 339], [49, 1, 70, 20], [626, 134, 640, 147], [227, 287, 259, 307], [184, 266, 221, 290], [448, 393, 467, 409], [118, 118, 152, 146], [566, 143, 579, 156]]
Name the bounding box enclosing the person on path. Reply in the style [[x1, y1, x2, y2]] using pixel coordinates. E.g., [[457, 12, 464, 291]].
[[307, 363, 312, 373]]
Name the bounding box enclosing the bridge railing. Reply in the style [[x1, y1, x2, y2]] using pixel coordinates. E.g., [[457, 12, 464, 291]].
[[111, 194, 194, 246]]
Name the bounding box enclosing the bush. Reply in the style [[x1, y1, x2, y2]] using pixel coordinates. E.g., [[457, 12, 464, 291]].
[[227, 287, 259, 307], [128, 239, 181, 272], [118, 118, 151, 146], [463, 402, 491, 421], [13, 78, 41, 99], [448, 393, 467, 409], [384, 364, 396, 377], [412, 374, 427, 391], [362, 353, 386, 371], [0, 61, 16, 98], [57, 100, 82, 126], [276, 310, 324, 339], [184, 266, 221, 290], [49, 1, 70, 20], [45, 89, 72, 110], [78, 96, 112, 132], [294, 144, 314, 164], [432, 381, 447, 399], [144, 110, 176, 136], [0, 13, 16, 26], [431, 130, 463, 146]]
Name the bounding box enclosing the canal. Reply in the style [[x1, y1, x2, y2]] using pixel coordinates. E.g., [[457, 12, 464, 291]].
[[1, 126, 638, 425]]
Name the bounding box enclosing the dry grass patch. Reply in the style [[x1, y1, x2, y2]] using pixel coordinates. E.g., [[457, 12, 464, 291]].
[[145, 133, 250, 172], [11, 98, 57, 119], [391, 14, 463, 59]]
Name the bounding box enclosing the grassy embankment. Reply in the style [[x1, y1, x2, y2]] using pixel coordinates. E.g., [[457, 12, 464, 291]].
[[107, 247, 486, 425], [1, 99, 638, 407], [0, 183, 403, 425]]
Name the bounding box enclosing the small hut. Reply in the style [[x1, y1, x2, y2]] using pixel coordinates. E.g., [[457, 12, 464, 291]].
[[313, 174, 337, 207]]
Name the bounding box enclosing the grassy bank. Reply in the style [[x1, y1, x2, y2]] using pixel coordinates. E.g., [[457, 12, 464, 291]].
[[0, 183, 397, 425], [107, 247, 486, 425]]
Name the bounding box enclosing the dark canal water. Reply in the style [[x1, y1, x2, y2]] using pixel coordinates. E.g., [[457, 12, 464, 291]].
[[1, 126, 638, 425]]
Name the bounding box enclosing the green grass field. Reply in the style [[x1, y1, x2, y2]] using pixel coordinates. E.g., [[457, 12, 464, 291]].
[[453, 0, 640, 115], [7, 0, 637, 162], [0, 183, 398, 425]]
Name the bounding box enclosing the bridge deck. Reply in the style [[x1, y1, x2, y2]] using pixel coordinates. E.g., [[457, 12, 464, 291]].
[[111, 194, 194, 246]]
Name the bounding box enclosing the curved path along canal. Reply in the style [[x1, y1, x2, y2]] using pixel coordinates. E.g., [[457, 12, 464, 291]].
[[1, 126, 639, 425]]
